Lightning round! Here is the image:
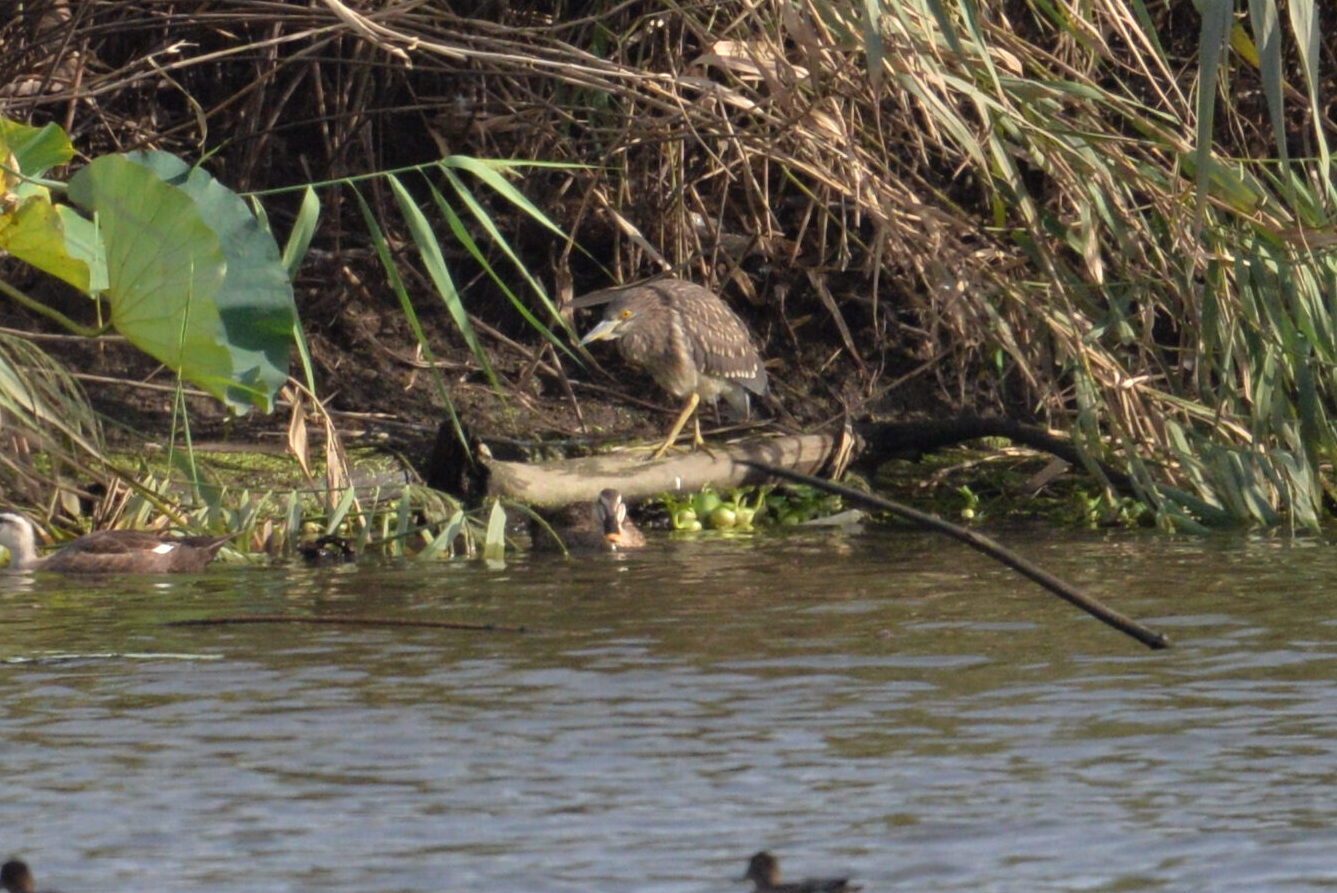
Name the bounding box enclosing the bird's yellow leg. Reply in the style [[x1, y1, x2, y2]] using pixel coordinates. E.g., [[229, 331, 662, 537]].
[[690, 413, 720, 460], [650, 393, 700, 460]]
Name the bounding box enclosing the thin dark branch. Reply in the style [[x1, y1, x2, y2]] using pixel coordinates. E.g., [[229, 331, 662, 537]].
[[738, 460, 1170, 651], [165, 614, 532, 633]]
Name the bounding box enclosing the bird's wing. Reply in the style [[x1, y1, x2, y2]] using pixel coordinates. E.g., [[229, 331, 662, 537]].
[[67, 530, 181, 555], [687, 299, 768, 395]]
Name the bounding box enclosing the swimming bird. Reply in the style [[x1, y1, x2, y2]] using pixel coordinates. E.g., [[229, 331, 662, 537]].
[[531, 489, 646, 552], [738, 851, 860, 893], [0, 512, 232, 574], [577, 278, 768, 459], [298, 534, 356, 565], [1, 859, 40, 893]]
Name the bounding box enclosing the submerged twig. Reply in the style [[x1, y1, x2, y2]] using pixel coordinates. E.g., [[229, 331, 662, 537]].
[[738, 460, 1170, 651], [3, 651, 223, 664], [165, 614, 531, 633]]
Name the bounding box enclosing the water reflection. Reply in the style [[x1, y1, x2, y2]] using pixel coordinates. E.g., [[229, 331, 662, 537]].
[[3, 529, 1337, 891]]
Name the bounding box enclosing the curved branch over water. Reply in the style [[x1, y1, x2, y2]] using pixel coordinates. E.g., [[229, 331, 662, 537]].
[[739, 459, 1170, 651]]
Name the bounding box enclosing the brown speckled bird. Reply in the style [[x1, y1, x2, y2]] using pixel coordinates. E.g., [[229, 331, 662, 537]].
[[577, 278, 768, 459]]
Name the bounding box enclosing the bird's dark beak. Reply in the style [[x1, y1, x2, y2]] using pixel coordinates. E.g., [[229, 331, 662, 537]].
[[579, 318, 621, 345]]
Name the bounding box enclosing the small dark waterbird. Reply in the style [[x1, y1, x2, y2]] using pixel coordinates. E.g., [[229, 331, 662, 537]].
[[578, 278, 768, 459], [532, 489, 646, 553], [0, 512, 231, 574], [738, 852, 860, 893], [298, 534, 356, 565], [0, 860, 30, 893], [0, 859, 55, 893]]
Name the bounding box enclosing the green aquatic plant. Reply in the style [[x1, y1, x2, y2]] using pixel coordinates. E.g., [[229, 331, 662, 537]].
[[660, 484, 842, 532], [0, 118, 296, 414]]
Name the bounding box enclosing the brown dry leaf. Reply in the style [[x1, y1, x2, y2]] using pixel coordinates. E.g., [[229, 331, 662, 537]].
[[324, 416, 350, 496], [285, 387, 312, 478], [696, 40, 807, 81]]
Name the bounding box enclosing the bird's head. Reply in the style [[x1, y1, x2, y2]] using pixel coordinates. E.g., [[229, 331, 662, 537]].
[[0, 513, 37, 556], [579, 297, 648, 345], [740, 852, 781, 885], [593, 489, 630, 544]]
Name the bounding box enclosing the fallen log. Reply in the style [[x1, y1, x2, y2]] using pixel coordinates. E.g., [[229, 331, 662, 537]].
[[481, 433, 841, 506], [422, 414, 1127, 509]]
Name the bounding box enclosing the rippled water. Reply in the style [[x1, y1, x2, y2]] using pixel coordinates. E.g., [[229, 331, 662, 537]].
[[5, 526, 1337, 891]]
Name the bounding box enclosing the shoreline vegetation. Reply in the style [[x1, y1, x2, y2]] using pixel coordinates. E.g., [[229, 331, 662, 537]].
[[1, 1, 1335, 557]]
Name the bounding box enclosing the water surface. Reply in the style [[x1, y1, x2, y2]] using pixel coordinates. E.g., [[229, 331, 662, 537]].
[[4, 527, 1337, 891]]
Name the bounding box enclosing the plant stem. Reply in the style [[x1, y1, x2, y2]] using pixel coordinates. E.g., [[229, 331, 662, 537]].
[[0, 278, 107, 338]]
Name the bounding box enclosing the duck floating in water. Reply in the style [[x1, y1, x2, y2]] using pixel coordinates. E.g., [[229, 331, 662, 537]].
[[532, 489, 646, 552], [738, 852, 860, 893], [1, 859, 52, 893], [0, 513, 231, 574], [298, 534, 356, 565]]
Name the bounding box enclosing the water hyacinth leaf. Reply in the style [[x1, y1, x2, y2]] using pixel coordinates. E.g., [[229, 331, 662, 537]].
[[119, 151, 295, 412]]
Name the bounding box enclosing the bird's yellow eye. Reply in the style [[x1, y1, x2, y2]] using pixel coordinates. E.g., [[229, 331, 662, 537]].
[[620, 309, 633, 320]]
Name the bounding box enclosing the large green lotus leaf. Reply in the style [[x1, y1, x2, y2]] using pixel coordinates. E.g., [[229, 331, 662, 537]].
[[56, 204, 108, 292], [121, 151, 295, 412], [0, 118, 74, 178], [66, 155, 238, 406], [0, 192, 95, 291]]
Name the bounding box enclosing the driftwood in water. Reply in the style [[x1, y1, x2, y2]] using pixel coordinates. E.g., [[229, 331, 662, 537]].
[[483, 433, 840, 507], [427, 425, 844, 507], [423, 414, 1130, 509]]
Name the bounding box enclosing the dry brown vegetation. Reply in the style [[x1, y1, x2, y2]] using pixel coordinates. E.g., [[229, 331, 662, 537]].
[[3, 0, 1337, 530]]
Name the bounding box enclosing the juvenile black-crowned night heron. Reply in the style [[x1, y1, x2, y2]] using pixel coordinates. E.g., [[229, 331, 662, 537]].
[[576, 278, 768, 459]]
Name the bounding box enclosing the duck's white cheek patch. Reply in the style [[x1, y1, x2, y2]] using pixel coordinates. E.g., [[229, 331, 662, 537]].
[[153, 543, 178, 555]]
